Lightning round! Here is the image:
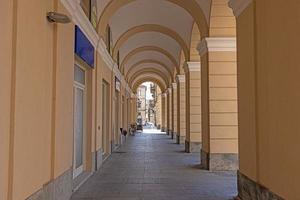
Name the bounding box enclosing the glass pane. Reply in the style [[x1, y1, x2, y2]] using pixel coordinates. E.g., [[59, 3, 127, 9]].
[[75, 88, 84, 168], [74, 65, 85, 85]]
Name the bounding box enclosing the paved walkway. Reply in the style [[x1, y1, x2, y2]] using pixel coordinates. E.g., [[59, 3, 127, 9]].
[[71, 131, 237, 200]]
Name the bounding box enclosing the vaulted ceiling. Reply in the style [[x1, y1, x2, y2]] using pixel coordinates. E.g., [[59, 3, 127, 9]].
[[97, 0, 212, 89]]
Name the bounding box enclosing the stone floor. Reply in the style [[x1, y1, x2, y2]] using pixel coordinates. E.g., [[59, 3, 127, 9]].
[[71, 131, 237, 200]]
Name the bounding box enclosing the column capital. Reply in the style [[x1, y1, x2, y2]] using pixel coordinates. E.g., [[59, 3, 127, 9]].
[[172, 83, 177, 89], [197, 37, 236, 56], [229, 0, 253, 17], [184, 62, 201, 72], [176, 75, 185, 83]]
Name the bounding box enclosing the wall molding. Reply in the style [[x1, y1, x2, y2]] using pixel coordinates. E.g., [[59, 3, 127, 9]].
[[228, 0, 253, 17], [177, 75, 185, 83], [186, 62, 201, 72], [197, 37, 236, 56]]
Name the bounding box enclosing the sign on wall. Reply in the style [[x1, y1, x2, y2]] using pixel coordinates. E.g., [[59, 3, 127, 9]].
[[75, 26, 95, 68]]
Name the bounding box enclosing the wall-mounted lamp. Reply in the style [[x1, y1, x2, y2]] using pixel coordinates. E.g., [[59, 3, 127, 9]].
[[46, 12, 71, 24]]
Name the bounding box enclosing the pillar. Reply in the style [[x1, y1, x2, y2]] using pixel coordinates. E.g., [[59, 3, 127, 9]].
[[172, 83, 178, 141], [176, 75, 186, 144], [167, 87, 173, 136], [198, 37, 238, 170], [166, 91, 170, 135], [184, 62, 202, 153], [161, 93, 166, 132]]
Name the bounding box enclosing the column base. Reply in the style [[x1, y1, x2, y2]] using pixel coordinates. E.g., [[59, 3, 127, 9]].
[[201, 149, 238, 171], [176, 134, 180, 144], [166, 129, 170, 135], [94, 148, 103, 170], [27, 169, 73, 200], [185, 140, 201, 153], [185, 140, 190, 153], [238, 171, 284, 200], [179, 136, 186, 144]]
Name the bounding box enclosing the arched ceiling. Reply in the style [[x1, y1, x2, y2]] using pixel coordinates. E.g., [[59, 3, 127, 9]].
[[129, 69, 170, 86], [132, 74, 167, 92], [123, 50, 175, 75], [97, 0, 211, 89], [125, 62, 172, 82]]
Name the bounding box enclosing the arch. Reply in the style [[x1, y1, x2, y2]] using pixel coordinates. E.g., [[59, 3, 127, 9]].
[[125, 59, 173, 81], [132, 76, 167, 93], [127, 65, 171, 84], [129, 69, 170, 87], [121, 46, 179, 73], [112, 24, 190, 62], [189, 23, 201, 62], [97, 0, 208, 39]]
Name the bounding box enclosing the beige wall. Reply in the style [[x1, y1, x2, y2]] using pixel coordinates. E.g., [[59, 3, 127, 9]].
[[0, 1, 76, 199], [185, 64, 202, 144], [0, 1, 13, 199], [168, 89, 173, 132], [53, 2, 75, 177], [189, 68, 202, 142], [161, 95, 166, 129], [172, 84, 178, 134], [178, 79, 186, 138], [96, 55, 113, 151], [236, 2, 257, 181], [209, 0, 236, 37], [237, 1, 300, 198], [208, 52, 238, 154]]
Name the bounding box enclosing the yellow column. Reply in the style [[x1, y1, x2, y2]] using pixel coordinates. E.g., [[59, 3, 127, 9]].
[[161, 93, 166, 131], [184, 62, 202, 153], [198, 37, 238, 170], [176, 75, 186, 144], [172, 83, 178, 141], [167, 87, 173, 136]]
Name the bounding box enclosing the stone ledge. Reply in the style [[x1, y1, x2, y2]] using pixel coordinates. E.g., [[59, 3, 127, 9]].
[[201, 150, 238, 171], [26, 168, 72, 200], [238, 171, 284, 200]]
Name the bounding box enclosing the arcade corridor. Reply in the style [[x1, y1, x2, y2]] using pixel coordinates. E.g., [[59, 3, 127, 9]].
[[1, 0, 300, 199], [71, 132, 237, 200]]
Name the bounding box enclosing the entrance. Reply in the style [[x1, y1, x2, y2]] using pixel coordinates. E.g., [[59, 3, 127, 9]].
[[102, 80, 110, 157], [73, 64, 86, 178]]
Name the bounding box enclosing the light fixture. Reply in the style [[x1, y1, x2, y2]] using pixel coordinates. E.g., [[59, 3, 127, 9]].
[[46, 12, 71, 24]]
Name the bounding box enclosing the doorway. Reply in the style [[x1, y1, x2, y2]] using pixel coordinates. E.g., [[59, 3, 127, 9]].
[[73, 64, 86, 178], [102, 80, 110, 157]]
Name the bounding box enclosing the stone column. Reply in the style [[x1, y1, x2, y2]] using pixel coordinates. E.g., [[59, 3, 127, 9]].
[[131, 93, 137, 124], [184, 62, 202, 153], [167, 87, 173, 136], [161, 93, 166, 132], [172, 83, 178, 141], [176, 75, 186, 144], [198, 37, 238, 170]]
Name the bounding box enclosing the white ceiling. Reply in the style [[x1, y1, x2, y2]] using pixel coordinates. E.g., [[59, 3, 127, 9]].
[[119, 32, 181, 65], [124, 50, 174, 74], [97, 0, 212, 79]]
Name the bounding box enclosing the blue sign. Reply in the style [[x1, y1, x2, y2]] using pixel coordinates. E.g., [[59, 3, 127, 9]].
[[75, 26, 95, 68]]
